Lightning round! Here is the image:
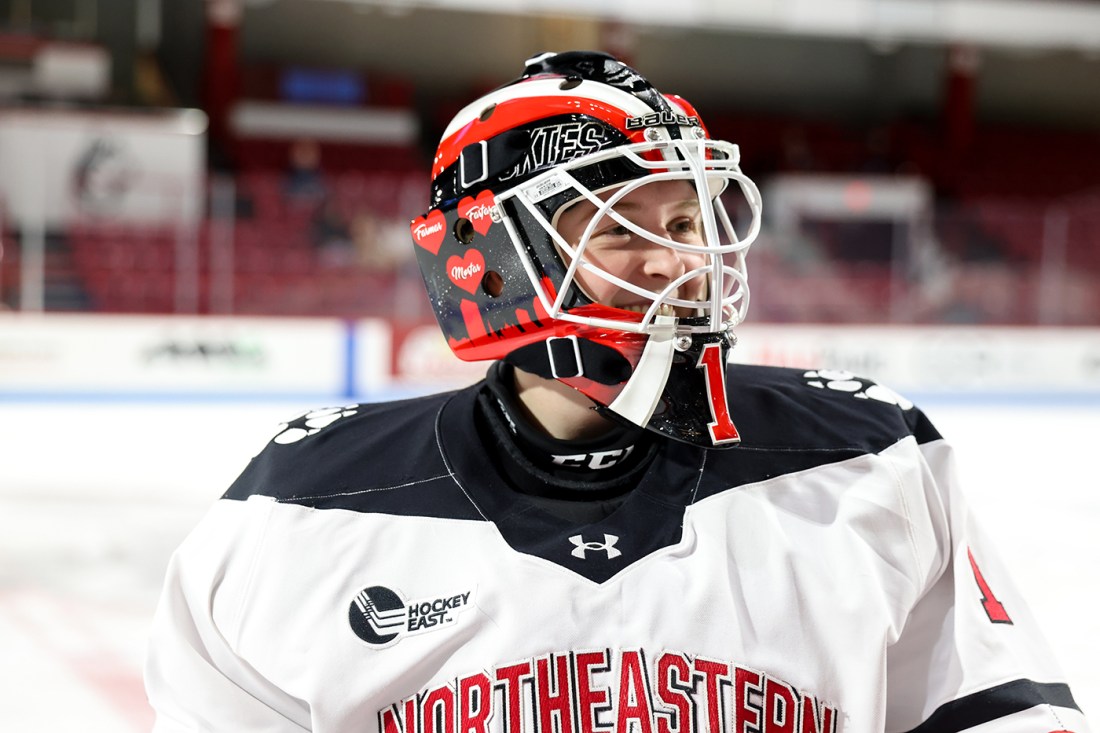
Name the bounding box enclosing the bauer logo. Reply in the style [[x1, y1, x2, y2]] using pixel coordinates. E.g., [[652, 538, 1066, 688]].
[[348, 585, 475, 647], [624, 111, 700, 130]]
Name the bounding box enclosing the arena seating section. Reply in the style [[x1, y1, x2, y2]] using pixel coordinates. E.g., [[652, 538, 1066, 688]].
[[7, 102, 1099, 324], [64, 156, 427, 317]]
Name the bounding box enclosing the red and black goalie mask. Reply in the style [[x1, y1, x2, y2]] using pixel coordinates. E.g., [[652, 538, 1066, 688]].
[[410, 51, 762, 448]]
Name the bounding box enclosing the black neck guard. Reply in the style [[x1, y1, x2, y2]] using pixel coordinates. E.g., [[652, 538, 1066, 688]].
[[476, 362, 657, 507]]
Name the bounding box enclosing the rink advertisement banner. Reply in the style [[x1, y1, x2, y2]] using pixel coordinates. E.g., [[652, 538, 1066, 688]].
[[386, 322, 1100, 396], [0, 108, 207, 227], [729, 325, 1100, 394], [351, 319, 401, 396], [3, 316, 1099, 399], [0, 314, 347, 398], [388, 321, 487, 387]]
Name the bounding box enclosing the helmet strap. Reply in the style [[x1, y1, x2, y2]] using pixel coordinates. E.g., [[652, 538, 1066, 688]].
[[505, 336, 632, 385]]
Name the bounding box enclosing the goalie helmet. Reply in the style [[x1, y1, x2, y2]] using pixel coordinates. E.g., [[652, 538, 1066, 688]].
[[410, 51, 762, 448]]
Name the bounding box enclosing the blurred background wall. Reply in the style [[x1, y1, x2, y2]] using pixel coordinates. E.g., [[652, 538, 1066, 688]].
[[0, 0, 1097, 332]]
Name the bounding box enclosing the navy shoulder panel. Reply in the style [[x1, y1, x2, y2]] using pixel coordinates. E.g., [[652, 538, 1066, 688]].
[[223, 389, 485, 521], [727, 363, 941, 451], [691, 364, 942, 502]]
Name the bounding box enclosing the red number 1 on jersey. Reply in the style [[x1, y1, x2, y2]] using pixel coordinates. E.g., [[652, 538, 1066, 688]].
[[697, 343, 741, 445], [968, 548, 1013, 624]]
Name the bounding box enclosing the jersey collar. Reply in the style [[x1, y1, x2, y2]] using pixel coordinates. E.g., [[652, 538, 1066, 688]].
[[436, 379, 706, 583]]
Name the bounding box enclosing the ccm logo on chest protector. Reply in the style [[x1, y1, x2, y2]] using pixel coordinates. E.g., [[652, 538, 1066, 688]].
[[348, 584, 474, 647], [551, 446, 634, 470]]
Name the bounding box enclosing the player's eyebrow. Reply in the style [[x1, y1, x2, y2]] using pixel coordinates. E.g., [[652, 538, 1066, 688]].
[[610, 198, 700, 212]]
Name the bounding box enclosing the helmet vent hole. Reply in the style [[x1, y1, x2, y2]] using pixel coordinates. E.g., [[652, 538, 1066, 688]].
[[559, 77, 582, 90], [481, 270, 504, 298], [453, 218, 475, 245], [478, 104, 496, 122]]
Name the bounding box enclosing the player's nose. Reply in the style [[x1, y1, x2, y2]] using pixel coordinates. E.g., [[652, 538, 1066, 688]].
[[639, 238, 691, 282]]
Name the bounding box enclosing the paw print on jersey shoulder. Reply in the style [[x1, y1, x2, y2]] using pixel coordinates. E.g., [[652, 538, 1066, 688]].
[[802, 369, 914, 410], [273, 405, 359, 445]]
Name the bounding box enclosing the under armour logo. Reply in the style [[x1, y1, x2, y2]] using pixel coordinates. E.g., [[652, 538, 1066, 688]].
[[569, 534, 622, 560]]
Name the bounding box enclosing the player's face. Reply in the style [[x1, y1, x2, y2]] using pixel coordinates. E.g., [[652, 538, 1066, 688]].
[[555, 180, 708, 317]]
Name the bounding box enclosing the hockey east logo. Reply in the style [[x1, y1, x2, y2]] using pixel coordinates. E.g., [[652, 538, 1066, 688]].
[[348, 585, 474, 647]]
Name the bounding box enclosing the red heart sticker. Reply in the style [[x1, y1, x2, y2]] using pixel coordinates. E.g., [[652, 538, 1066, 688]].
[[457, 190, 495, 236], [447, 249, 486, 294], [410, 210, 446, 255]]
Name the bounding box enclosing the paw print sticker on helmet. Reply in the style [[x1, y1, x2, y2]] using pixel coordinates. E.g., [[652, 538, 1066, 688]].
[[803, 370, 913, 410], [273, 406, 360, 445]]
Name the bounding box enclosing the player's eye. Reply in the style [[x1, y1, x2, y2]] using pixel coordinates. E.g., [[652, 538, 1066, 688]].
[[668, 216, 703, 242], [592, 221, 632, 238]]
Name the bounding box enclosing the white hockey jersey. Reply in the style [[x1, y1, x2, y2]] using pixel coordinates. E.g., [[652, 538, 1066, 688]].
[[144, 364, 1090, 733]]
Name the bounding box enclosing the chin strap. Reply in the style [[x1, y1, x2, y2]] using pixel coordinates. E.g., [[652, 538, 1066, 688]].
[[606, 322, 677, 428], [505, 335, 632, 385]]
